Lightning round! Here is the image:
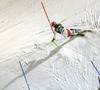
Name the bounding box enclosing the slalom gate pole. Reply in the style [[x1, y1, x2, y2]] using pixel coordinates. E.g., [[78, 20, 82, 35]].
[[19, 61, 30, 90], [41, 2, 55, 34], [91, 61, 100, 85], [91, 61, 100, 76], [58, 13, 77, 24]]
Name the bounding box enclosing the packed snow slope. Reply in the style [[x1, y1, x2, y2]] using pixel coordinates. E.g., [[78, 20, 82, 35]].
[[0, 0, 100, 90]]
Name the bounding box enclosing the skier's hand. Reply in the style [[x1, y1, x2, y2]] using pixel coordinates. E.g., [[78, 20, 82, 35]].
[[51, 38, 55, 43]]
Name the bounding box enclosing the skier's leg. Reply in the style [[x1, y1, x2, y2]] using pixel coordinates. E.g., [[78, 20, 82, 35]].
[[70, 29, 84, 36], [61, 29, 72, 38], [70, 29, 82, 33], [70, 29, 77, 35], [61, 29, 68, 38]]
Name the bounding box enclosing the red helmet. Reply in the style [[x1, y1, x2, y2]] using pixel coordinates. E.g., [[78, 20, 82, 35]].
[[51, 21, 57, 27]]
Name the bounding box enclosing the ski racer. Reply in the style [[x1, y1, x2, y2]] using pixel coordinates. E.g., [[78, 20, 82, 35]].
[[51, 21, 79, 42]]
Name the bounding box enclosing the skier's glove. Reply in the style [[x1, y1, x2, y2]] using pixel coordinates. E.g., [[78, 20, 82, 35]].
[[52, 38, 55, 42]]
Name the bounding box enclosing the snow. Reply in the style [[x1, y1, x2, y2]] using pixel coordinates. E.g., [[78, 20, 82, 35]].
[[0, 0, 100, 90]]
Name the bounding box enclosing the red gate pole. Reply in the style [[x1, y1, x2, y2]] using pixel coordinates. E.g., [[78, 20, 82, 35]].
[[41, 2, 55, 34]]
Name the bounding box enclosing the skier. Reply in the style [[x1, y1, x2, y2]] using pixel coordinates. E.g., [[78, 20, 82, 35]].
[[51, 21, 80, 42]]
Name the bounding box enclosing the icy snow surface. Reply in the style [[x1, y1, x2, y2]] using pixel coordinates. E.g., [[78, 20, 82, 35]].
[[0, 0, 100, 90]]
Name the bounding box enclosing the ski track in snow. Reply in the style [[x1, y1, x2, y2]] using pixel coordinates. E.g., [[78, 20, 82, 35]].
[[3, 35, 79, 89], [0, 0, 100, 90]]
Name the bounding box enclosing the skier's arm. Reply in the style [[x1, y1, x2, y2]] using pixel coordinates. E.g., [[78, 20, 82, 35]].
[[57, 23, 62, 26]]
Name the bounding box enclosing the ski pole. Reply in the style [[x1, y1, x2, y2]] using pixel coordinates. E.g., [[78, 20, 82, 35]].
[[19, 61, 30, 90], [58, 13, 77, 24], [52, 40, 58, 47], [41, 2, 55, 34]]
